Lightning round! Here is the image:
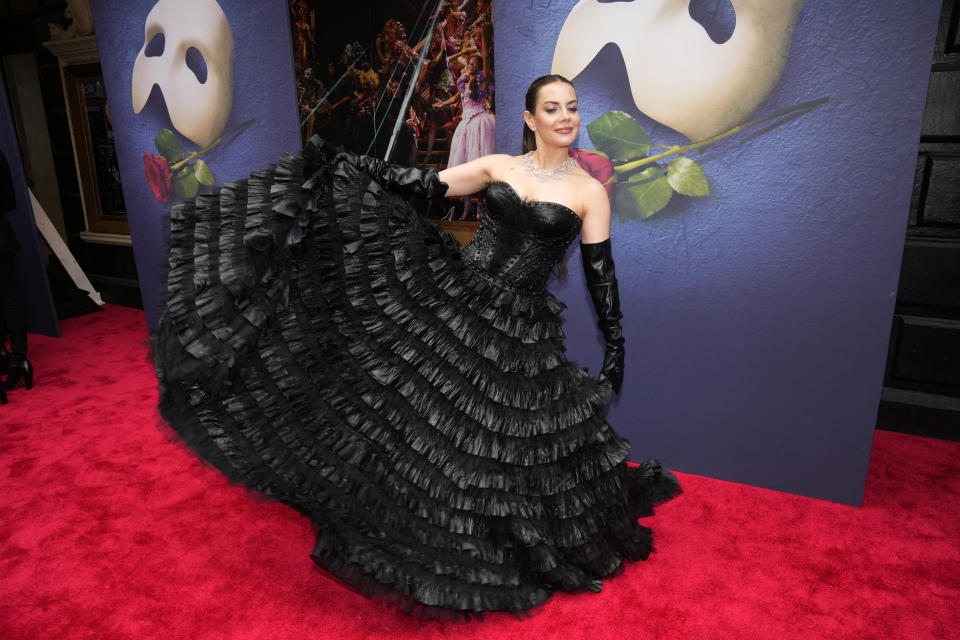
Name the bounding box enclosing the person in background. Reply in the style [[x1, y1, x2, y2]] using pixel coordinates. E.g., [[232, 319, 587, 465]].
[[0, 149, 33, 401], [435, 42, 494, 219]]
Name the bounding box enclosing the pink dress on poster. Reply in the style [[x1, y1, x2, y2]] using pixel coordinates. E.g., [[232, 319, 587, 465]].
[[447, 72, 495, 167]]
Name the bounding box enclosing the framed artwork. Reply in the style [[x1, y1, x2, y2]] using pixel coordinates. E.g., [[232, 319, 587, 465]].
[[45, 36, 130, 240], [63, 62, 128, 235]]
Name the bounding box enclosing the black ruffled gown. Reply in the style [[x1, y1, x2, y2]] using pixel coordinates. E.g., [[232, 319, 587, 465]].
[[154, 137, 680, 617]]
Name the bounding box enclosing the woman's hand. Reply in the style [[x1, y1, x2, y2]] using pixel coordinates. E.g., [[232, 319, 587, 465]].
[[435, 93, 460, 109]]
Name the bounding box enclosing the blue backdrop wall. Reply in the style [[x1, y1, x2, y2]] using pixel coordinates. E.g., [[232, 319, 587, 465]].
[[89, 0, 302, 331], [493, 0, 941, 504]]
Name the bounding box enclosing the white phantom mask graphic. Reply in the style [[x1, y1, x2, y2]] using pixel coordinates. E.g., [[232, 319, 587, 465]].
[[131, 0, 235, 148], [552, 0, 805, 141]]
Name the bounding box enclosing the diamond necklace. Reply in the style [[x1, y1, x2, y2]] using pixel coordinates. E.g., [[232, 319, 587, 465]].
[[521, 151, 578, 182]]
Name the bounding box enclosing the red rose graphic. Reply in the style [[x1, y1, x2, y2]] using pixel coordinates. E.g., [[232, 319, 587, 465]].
[[569, 147, 615, 199], [143, 153, 172, 203]]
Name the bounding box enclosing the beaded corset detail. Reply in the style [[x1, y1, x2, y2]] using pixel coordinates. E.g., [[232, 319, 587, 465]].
[[459, 181, 583, 293]]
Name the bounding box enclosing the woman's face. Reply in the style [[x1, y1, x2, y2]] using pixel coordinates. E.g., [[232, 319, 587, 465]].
[[468, 57, 480, 74], [524, 81, 580, 149]]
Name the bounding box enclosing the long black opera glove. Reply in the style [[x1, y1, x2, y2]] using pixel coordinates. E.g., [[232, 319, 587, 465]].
[[336, 151, 449, 199], [581, 239, 625, 394]]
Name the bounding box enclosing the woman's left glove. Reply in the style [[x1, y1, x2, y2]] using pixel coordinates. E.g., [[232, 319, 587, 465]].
[[336, 151, 449, 198], [581, 239, 625, 393]]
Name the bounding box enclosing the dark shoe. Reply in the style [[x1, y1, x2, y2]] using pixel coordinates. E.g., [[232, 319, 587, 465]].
[[0, 385, 6, 405], [0, 345, 8, 372], [6, 359, 33, 391]]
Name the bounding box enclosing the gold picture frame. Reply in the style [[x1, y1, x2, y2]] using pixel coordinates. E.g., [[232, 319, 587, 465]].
[[45, 36, 130, 240]]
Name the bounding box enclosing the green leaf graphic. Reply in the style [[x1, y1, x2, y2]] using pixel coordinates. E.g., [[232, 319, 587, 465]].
[[586, 111, 653, 162], [174, 172, 198, 199], [624, 166, 661, 184], [615, 173, 673, 221], [154, 129, 184, 164], [666, 157, 710, 196], [194, 158, 216, 185]]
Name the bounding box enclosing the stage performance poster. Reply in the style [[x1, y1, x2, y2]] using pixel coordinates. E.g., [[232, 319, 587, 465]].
[[290, 0, 494, 221]]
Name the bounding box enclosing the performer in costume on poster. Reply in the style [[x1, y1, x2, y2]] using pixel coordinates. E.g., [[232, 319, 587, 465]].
[[436, 27, 495, 220], [154, 74, 679, 617], [412, 24, 458, 167]]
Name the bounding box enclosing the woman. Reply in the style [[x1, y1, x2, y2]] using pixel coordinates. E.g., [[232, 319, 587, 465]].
[[442, 52, 495, 167], [435, 45, 495, 220], [154, 75, 679, 618], [441, 0, 468, 56]]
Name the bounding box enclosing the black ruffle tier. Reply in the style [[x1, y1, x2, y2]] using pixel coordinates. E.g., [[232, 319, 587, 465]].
[[154, 137, 680, 617]]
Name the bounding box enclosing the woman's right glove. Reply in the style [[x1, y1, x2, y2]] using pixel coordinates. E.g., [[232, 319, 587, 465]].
[[335, 151, 449, 199], [581, 239, 625, 393]]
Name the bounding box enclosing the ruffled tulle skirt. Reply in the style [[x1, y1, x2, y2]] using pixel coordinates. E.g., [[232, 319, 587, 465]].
[[446, 103, 495, 168], [153, 137, 680, 617]]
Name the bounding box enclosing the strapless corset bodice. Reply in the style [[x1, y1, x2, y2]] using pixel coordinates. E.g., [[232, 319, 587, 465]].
[[458, 181, 583, 293]]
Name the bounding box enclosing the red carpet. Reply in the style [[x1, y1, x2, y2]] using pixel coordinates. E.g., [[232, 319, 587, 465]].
[[1, 305, 958, 639]]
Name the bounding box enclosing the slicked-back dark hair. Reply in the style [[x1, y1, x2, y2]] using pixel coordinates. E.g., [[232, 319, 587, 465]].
[[521, 74, 575, 153]]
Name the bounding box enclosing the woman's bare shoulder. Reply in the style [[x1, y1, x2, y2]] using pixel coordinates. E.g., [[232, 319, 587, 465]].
[[481, 153, 521, 174], [486, 153, 518, 165], [573, 171, 610, 217], [566, 167, 603, 194]]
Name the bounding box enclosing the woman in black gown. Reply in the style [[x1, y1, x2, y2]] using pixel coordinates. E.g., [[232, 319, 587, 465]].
[[154, 75, 680, 618]]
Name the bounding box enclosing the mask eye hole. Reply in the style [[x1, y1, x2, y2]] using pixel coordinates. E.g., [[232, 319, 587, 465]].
[[145, 32, 165, 57], [185, 47, 208, 84], [688, 0, 736, 44]]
